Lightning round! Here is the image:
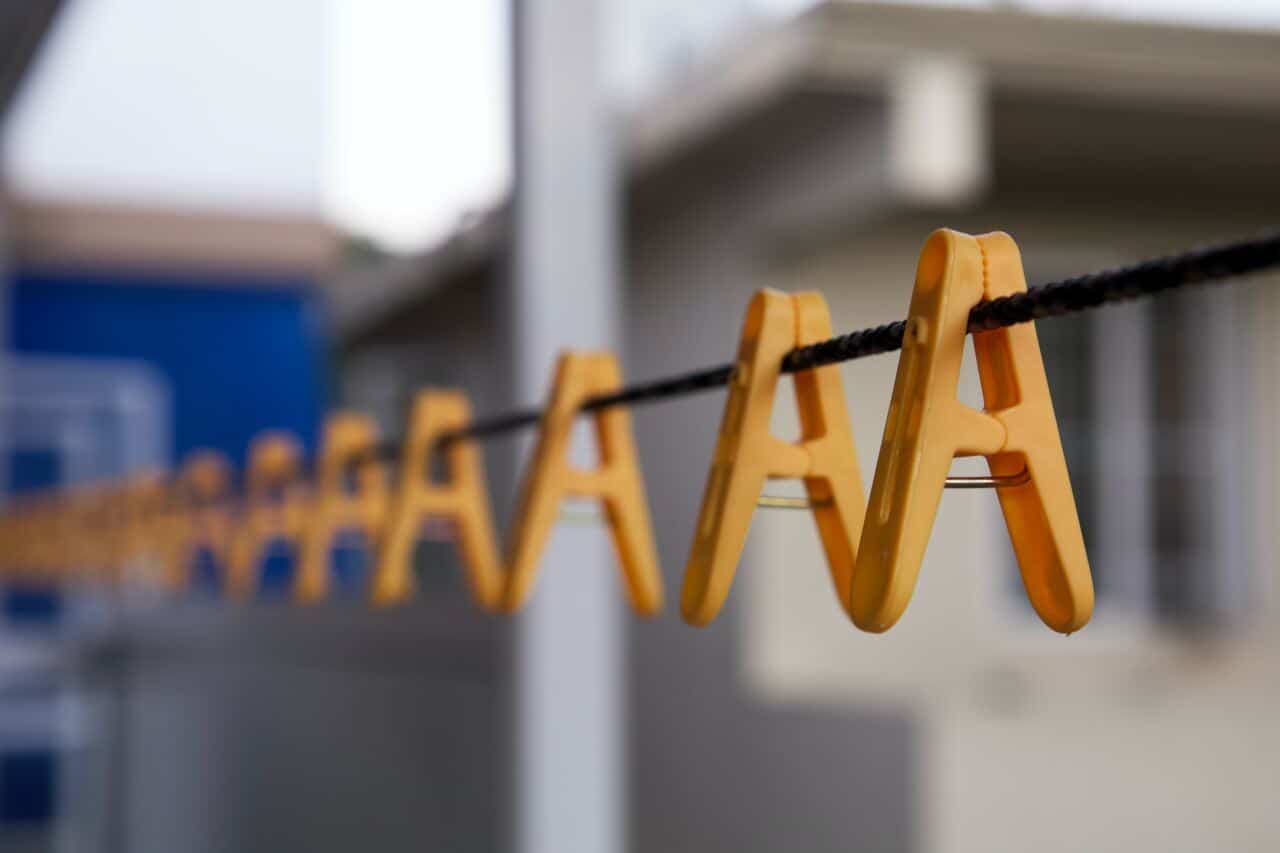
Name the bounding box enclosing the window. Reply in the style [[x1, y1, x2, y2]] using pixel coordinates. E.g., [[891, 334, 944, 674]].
[[994, 277, 1254, 633]]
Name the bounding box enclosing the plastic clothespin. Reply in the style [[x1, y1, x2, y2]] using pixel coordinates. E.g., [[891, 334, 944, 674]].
[[88, 486, 126, 586], [17, 493, 54, 583], [44, 494, 74, 584], [502, 352, 664, 617], [371, 391, 503, 610], [68, 487, 107, 586], [681, 289, 867, 626], [0, 506, 14, 578], [852, 229, 1094, 634], [167, 449, 233, 592], [12, 494, 47, 582], [227, 431, 306, 599], [118, 470, 169, 585], [296, 413, 388, 604], [59, 488, 95, 584]]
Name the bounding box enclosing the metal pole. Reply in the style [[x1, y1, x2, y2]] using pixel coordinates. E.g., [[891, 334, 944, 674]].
[[510, 1, 623, 852]]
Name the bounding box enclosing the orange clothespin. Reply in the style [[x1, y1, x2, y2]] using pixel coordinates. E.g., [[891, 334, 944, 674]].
[[44, 495, 73, 584], [167, 450, 234, 592], [502, 352, 664, 617], [68, 487, 105, 586], [19, 495, 54, 584], [227, 431, 306, 599], [370, 391, 503, 610], [0, 509, 13, 578], [18, 495, 48, 583], [852, 229, 1093, 634], [681, 289, 867, 626], [118, 470, 169, 585], [60, 488, 96, 584], [88, 486, 126, 587], [296, 413, 388, 604]]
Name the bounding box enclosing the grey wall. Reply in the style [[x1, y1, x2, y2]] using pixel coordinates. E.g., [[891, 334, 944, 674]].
[[94, 603, 510, 853], [623, 92, 918, 853]]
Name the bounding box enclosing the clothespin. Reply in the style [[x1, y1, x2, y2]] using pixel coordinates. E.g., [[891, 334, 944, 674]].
[[43, 494, 73, 584], [118, 470, 169, 585], [84, 486, 123, 587], [852, 229, 1093, 634], [226, 431, 306, 599], [0, 508, 13, 578], [296, 413, 387, 604], [16, 494, 52, 583], [59, 488, 95, 584], [681, 289, 867, 626], [502, 352, 664, 617], [167, 450, 234, 592], [371, 391, 503, 610]]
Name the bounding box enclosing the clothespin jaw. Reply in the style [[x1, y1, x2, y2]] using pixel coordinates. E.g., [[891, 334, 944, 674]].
[[681, 289, 867, 626], [226, 431, 305, 599], [501, 352, 664, 617], [296, 413, 387, 604], [371, 391, 503, 610], [167, 450, 233, 592], [851, 229, 1094, 634]]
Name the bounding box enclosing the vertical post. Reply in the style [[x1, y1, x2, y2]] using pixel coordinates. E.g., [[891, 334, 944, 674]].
[[510, 1, 622, 853]]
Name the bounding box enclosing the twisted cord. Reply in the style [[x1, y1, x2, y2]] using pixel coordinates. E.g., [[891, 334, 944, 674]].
[[338, 229, 1280, 466]]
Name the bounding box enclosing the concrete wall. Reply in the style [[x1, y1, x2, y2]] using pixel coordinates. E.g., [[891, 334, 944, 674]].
[[623, 91, 917, 853], [331, 30, 1280, 852], [750, 194, 1280, 853]]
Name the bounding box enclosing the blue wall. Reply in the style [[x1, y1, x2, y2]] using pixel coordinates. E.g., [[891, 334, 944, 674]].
[[10, 267, 329, 465]]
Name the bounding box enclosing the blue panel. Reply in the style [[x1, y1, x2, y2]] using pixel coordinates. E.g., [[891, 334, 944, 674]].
[[8, 450, 59, 494], [258, 543, 297, 600], [5, 451, 66, 625], [0, 750, 56, 825], [10, 268, 329, 464], [2, 588, 63, 626]]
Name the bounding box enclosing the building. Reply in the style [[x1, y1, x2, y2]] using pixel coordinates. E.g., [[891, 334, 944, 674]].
[[332, 3, 1280, 851]]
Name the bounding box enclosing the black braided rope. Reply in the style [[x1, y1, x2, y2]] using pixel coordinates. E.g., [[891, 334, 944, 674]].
[[782, 230, 1280, 372], [355, 230, 1280, 463]]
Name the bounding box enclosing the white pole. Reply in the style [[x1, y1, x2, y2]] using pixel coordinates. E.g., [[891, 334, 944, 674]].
[[510, 1, 623, 852]]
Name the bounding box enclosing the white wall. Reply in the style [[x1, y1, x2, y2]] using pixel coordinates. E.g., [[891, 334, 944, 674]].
[[746, 206, 1280, 853]]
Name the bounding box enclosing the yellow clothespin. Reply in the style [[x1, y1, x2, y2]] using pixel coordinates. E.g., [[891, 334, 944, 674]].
[[227, 431, 306, 599], [167, 450, 234, 592], [20, 495, 54, 583], [44, 495, 72, 584], [296, 413, 388, 604], [0, 509, 13, 578], [852, 229, 1093, 634], [502, 352, 664, 617], [60, 488, 96, 584], [681, 289, 867, 626], [84, 488, 117, 583], [118, 471, 169, 584], [17, 495, 46, 583], [371, 391, 503, 610]]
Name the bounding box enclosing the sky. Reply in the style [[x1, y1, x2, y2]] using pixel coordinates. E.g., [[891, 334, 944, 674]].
[[2, 0, 1278, 252]]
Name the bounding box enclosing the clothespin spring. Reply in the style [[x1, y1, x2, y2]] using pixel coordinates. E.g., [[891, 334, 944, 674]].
[[757, 467, 1030, 510]]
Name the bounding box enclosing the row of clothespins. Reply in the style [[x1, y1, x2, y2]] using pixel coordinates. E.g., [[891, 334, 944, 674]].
[[0, 230, 1096, 635]]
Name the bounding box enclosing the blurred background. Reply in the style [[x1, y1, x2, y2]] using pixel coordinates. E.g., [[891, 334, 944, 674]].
[[1, 0, 1279, 851]]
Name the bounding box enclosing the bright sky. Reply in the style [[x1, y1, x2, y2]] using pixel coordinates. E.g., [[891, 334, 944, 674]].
[[326, 0, 510, 250], [3, 0, 1278, 252]]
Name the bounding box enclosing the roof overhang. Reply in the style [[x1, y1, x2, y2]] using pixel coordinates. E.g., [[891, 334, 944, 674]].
[[333, 0, 1280, 343]]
